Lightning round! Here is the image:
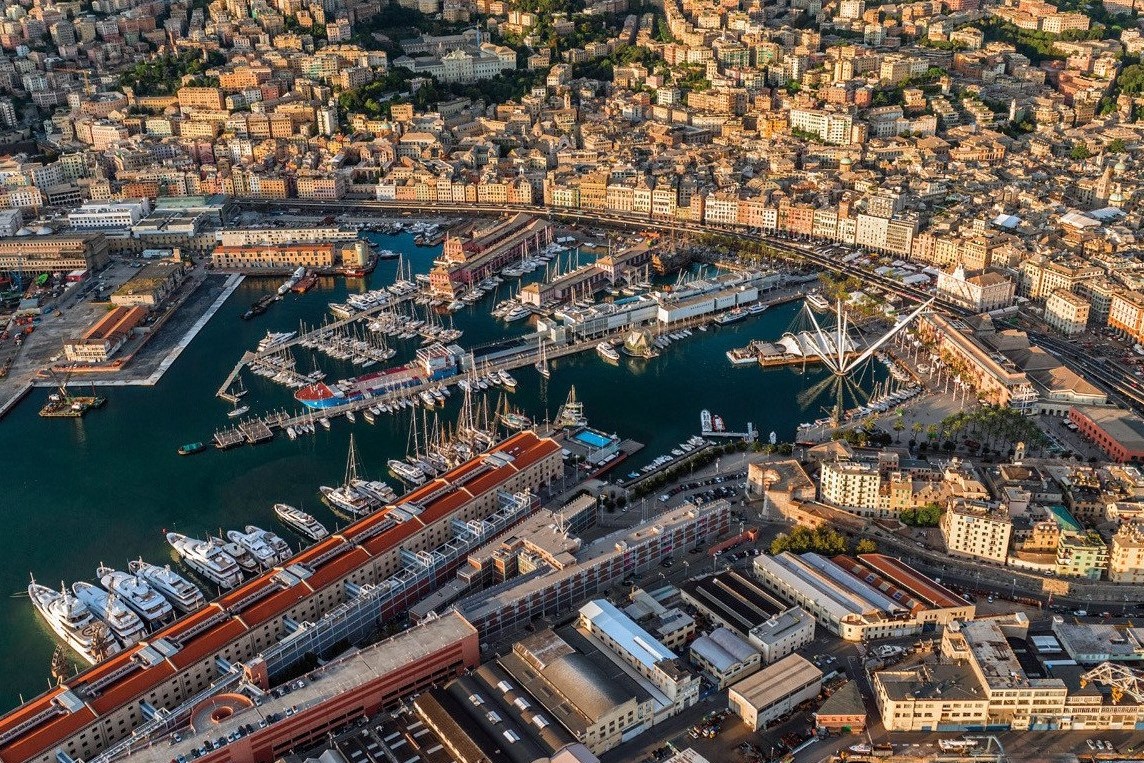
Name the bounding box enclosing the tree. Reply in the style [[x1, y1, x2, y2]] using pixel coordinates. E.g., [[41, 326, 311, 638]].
[[1108, 138, 1128, 154], [1120, 63, 1144, 95], [893, 417, 905, 442], [769, 526, 849, 556], [1070, 143, 1094, 161], [901, 503, 943, 527], [855, 538, 878, 554]]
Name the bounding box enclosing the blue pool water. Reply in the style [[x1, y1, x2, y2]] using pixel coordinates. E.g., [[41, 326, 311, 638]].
[[574, 430, 613, 448]]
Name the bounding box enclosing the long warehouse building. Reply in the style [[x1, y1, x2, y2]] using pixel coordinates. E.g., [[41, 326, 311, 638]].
[[0, 432, 562, 763], [753, 552, 973, 641]]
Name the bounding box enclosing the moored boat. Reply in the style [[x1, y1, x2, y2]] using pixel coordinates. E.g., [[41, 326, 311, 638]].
[[274, 503, 329, 541], [165, 532, 244, 589], [72, 581, 146, 647], [596, 341, 620, 363], [28, 578, 120, 664], [129, 560, 207, 614], [96, 565, 175, 627]]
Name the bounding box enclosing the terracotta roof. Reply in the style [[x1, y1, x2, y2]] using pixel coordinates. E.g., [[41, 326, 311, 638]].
[[0, 702, 97, 763]]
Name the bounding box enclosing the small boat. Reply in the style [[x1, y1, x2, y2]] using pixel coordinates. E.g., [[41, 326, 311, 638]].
[[177, 442, 206, 456], [498, 370, 518, 390], [345, 410, 356, 423], [747, 302, 767, 315], [227, 405, 250, 418], [274, 503, 329, 541], [363, 409, 377, 424]]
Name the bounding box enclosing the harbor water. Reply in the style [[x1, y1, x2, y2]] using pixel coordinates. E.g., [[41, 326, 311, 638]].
[[0, 231, 880, 710]]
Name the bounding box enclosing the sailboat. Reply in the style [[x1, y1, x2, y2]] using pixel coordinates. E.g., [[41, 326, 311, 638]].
[[555, 386, 587, 429], [535, 337, 551, 379], [319, 434, 375, 516]]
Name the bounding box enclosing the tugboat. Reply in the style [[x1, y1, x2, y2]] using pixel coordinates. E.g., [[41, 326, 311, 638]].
[[177, 442, 206, 456]]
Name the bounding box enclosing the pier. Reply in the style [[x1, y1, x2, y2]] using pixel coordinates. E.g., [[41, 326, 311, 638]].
[[701, 422, 756, 439], [215, 290, 420, 400], [207, 290, 806, 449]]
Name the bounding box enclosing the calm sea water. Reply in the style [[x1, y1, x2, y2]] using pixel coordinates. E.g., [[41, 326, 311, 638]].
[[0, 233, 876, 709]]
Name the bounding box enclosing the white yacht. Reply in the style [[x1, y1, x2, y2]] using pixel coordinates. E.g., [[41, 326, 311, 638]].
[[504, 305, 531, 322], [257, 331, 296, 352], [388, 459, 427, 485], [96, 565, 175, 627], [274, 504, 329, 541], [320, 484, 374, 516], [72, 581, 147, 648], [166, 533, 244, 589], [226, 529, 280, 568], [129, 560, 206, 614], [352, 479, 396, 504], [28, 578, 121, 664], [249, 526, 292, 560], [597, 342, 620, 363], [209, 535, 260, 573]]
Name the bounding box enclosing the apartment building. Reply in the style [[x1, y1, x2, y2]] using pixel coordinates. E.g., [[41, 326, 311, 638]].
[[1109, 524, 1144, 583], [1056, 531, 1109, 579], [1109, 290, 1144, 343], [940, 500, 1013, 564], [789, 108, 855, 145], [1045, 289, 1091, 336], [819, 460, 880, 513]]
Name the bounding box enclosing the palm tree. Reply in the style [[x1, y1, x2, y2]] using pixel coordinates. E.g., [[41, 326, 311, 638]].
[[926, 423, 939, 442], [893, 417, 905, 442]]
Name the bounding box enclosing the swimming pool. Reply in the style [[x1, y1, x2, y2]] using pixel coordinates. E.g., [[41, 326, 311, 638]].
[[573, 430, 613, 449]]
